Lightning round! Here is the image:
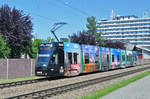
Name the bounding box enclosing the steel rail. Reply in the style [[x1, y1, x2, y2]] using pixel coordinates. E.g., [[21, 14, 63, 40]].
[[0, 78, 48, 89], [6, 65, 150, 99]]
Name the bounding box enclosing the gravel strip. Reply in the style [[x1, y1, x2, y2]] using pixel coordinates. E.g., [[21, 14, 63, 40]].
[[0, 65, 149, 99]]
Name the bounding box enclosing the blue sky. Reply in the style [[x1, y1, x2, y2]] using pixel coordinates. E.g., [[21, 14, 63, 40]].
[[0, 0, 150, 40]]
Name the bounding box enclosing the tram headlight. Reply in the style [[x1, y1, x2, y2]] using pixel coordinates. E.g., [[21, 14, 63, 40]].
[[43, 64, 46, 67], [51, 68, 54, 71]]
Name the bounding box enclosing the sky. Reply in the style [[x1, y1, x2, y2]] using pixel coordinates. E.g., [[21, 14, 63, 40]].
[[0, 0, 150, 40]]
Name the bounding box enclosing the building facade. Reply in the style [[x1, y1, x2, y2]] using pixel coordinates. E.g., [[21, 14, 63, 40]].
[[97, 15, 150, 53]]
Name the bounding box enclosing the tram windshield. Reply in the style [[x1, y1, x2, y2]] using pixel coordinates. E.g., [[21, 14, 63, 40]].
[[37, 43, 55, 67]]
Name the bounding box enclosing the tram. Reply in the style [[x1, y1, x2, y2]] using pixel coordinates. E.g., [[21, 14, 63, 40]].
[[35, 42, 138, 77]]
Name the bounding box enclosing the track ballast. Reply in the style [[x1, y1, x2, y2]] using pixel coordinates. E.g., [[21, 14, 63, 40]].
[[6, 65, 150, 99]]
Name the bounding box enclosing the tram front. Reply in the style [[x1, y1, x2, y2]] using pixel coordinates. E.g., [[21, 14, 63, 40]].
[[35, 42, 64, 76]]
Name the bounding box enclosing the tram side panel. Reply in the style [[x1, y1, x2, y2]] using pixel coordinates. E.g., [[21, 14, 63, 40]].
[[63, 42, 81, 76], [137, 54, 143, 65], [126, 50, 133, 67], [110, 48, 121, 69], [81, 44, 100, 73], [120, 50, 126, 68], [132, 51, 137, 66]]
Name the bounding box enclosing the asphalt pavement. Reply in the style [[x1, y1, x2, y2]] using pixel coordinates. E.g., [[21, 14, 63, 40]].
[[100, 75, 150, 99]]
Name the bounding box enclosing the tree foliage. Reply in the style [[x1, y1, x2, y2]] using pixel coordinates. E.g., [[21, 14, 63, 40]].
[[86, 16, 97, 35], [104, 40, 125, 49], [44, 37, 55, 43], [86, 16, 104, 46], [69, 31, 97, 45], [27, 39, 43, 58], [94, 32, 105, 46], [0, 5, 33, 58], [60, 38, 69, 42], [26, 37, 56, 59], [0, 36, 10, 58]]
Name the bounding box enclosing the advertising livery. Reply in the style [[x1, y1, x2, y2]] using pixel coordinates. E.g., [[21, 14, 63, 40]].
[[36, 42, 138, 77]]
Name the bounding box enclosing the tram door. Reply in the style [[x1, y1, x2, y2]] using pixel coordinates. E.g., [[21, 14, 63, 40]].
[[65, 52, 81, 76], [64, 42, 81, 76], [101, 47, 110, 71]]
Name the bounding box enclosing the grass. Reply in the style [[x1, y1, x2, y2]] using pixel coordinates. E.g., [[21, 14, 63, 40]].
[[0, 76, 44, 84], [81, 70, 150, 99]]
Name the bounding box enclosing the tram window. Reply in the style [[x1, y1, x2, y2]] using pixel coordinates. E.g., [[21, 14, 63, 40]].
[[130, 55, 132, 61], [85, 53, 89, 64], [74, 53, 78, 64], [51, 54, 58, 64], [55, 54, 58, 64], [107, 55, 109, 63], [112, 55, 114, 62], [95, 54, 99, 63], [51, 55, 55, 62], [58, 48, 64, 65], [40, 46, 50, 50], [68, 53, 72, 64], [135, 56, 137, 61], [128, 55, 131, 61], [127, 55, 129, 61], [117, 55, 120, 62], [122, 55, 125, 61]]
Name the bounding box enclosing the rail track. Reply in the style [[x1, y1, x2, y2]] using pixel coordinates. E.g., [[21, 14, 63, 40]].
[[0, 77, 49, 89], [1, 64, 149, 89], [6, 65, 150, 99]]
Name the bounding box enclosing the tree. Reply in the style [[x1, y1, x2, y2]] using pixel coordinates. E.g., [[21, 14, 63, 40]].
[[94, 32, 105, 46], [104, 40, 125, 49], [86, 16, 104, 46], [86, 16, 97, 35], [0, 36, 10, 58], [26, 39, 43, 58], [60, 38, 69, 42], [0, 5, 33, 58], [44, 37, 55, 43], [69, 31, 97, 45], [62, 38, 69, 42], [26, 37, 55, 59]]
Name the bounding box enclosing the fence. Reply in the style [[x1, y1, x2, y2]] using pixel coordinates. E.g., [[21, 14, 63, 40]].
[[0, 59, 35, 79]]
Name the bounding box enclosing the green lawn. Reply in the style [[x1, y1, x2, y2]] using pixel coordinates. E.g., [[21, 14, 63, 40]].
[[0, 76, 44, 84], [81, 70, 150, 99]]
